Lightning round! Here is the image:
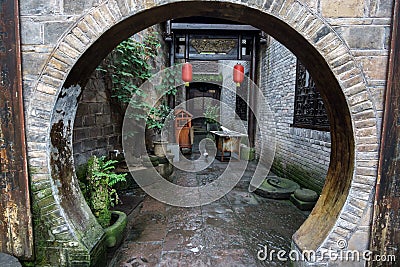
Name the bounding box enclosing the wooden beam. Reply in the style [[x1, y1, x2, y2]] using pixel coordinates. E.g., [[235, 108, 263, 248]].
[[0, 0, 33, 259], [175, 53, 251, 61], [171, 23, 259, 31], [370, 0, 400, 265]]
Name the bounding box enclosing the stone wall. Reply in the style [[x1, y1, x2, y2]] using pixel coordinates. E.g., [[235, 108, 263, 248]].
[[73, 70, 122, 167], [72, 25, 168, 167], [219, 60, 250, 138], [19, 0, 393, 265], [257, 38, 331, 193]]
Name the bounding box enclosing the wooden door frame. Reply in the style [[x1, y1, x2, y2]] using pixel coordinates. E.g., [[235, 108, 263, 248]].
[[370, 0, 400, 263], [0, 0, 33, 259]]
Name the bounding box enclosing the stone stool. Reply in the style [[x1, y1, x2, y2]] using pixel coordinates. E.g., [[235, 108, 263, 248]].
[[290, 188, 319, 211]]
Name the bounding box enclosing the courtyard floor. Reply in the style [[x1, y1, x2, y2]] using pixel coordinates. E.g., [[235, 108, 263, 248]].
[[108, 160, 308, 267]]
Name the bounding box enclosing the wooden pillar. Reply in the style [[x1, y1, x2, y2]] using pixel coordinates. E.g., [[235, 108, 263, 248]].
[[0, 0, 33, 259], [370, 0, 400, 265], [247, 35, 258, 147]]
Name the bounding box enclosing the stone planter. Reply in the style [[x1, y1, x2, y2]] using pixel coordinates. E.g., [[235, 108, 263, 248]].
[[153, 141, 168, 157], [167, 143, 180, 162], [142, 155, 159, 167], [104, 210, 127, 248]]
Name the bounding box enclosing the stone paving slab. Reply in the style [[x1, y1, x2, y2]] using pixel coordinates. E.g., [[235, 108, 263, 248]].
[[0, 253, 21, 267], [109, 162, 307, 266]]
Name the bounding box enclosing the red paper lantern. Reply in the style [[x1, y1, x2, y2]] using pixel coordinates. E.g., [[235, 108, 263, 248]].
[[182, 62, 193, 87], [233, 63, 244, 87]]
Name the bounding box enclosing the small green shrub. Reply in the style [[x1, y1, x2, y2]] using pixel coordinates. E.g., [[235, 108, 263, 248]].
[[204, 105, 220, 124], [82, 156, 127, 227]]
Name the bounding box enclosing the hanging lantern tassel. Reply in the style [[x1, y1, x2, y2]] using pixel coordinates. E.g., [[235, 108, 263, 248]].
[[233, 63, 244, 87], [182, 62, 193, 87]]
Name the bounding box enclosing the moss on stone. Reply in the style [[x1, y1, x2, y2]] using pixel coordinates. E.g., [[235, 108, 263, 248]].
[[271, 157, 324, 194]]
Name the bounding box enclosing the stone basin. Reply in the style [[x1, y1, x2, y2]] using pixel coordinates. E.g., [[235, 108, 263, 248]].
[[104, 210, 127, 248], [254, 176, 300, 199]]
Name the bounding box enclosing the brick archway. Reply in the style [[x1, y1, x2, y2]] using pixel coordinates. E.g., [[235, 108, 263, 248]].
[[26, 0, 379, 265]]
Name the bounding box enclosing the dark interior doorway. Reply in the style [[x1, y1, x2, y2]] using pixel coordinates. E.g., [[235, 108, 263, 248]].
[[186, 82, 221, 130]]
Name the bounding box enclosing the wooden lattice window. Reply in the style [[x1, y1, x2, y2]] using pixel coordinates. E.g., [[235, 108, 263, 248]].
[[292, 60, 330, 131], [235, 68, 249, 121]]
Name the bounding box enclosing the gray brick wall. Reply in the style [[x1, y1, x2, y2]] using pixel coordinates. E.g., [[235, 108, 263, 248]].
[[72, 25, 167, 167], [73, 70, 122, 167], [256, 38, 331, 193], [219, 60, 250, 137]]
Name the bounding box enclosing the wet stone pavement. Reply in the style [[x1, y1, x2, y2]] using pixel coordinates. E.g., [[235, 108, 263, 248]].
[[109, 160, 308, 267]]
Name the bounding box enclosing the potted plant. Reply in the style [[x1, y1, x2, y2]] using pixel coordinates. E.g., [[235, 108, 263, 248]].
[[146, 101, 172, 157], [204, 105, 220, 132], [81, 155, 128, 248]]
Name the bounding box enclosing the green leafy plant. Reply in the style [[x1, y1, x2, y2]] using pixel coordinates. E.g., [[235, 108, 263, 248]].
[[146, 101, 172, 139], [98, 31, 160, 109], [81, 156, 127, 227], [204, 105, 220, 124], [155, 67, 180, 96]]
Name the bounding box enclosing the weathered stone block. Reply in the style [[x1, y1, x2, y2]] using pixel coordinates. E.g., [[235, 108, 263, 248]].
[[64, 34, 86, 53], [31, 181, 52, 193], [352, 110, 375, 121], [355, 126, 377, 137], [358, 56, 388, 81], [27, 141, 48, 152], [282, 1, 302, 23], [74, 128, 90, 140], [53, 50, 75, 66], [96, 114, 111, 125], [108, 0, 123, 21], [354, 118, 376, 129], [44, 22, 73, 44], [115, 0, 130, 17], [91, 9, 109, 32], [347, 230, 369, 251], [369, 87, 385, 111], [348, 197, 368, 211], [341, 74, 364, 89], [43, 67, 65, 81], [329, 53, 353, 70], [88, 103, 103, 114], [84, 15, 102, 36], [20, 19, 42, 45], [83, 115, 96, 126], [348, 91, 370, 106], [20, 0, 60, 15], [71, 27, 91, 46], [58, 42, 80, 60], [278, 0, 296, 17], [336, 26, 386, 50], [370, 0, 393, 17], [22, 52, 50, 76], [48, 57, 69, 73], [63, 0, 97, 14], [76, 20, 97, 41], [36, 82, 58, 95], [321, 0, 364, 17], [41, 74, 63, 88], [99, 4, 116, 24]]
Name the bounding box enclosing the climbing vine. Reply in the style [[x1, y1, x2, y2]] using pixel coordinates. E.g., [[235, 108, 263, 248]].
[[99, 30, 178, 131], [99, 31, 161, 108]]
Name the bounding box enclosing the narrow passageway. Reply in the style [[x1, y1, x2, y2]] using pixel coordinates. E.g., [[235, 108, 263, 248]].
[[109, 161, 307, 266]]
